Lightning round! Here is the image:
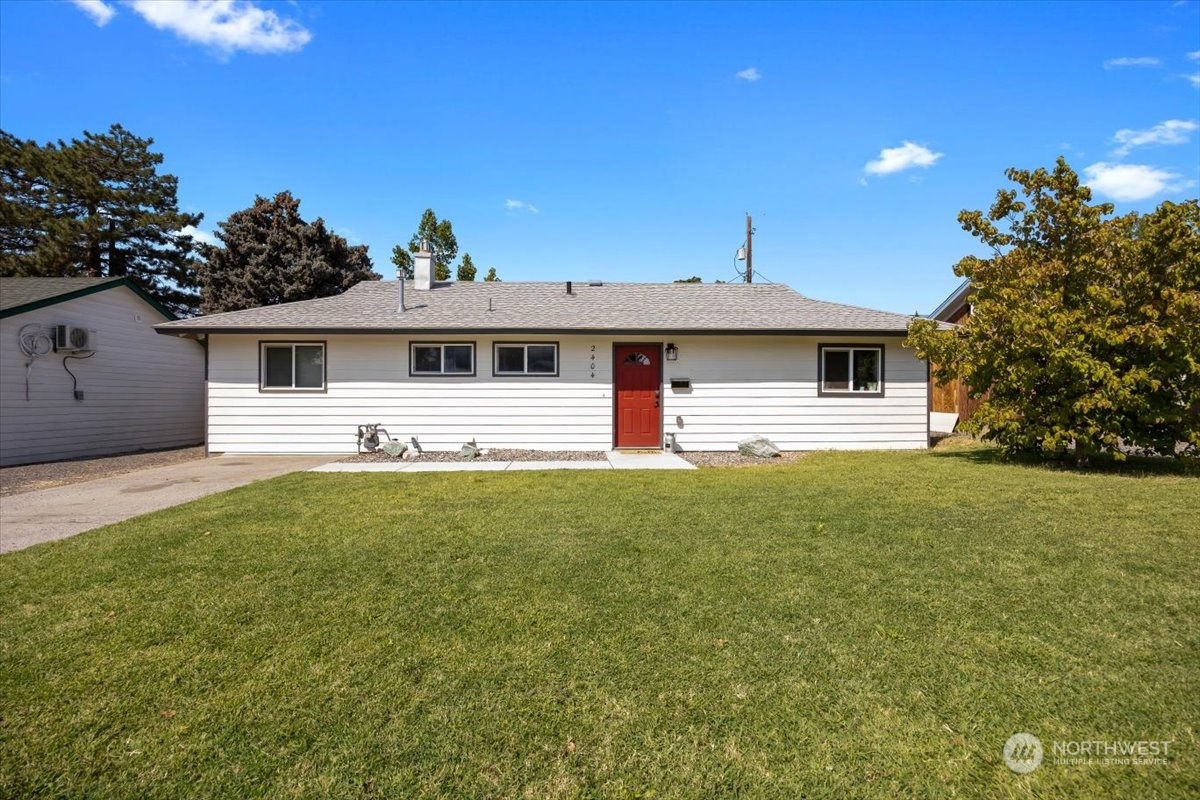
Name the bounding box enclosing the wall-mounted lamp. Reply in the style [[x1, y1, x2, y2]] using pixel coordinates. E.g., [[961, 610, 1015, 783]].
[[665, 343, 679, 361]]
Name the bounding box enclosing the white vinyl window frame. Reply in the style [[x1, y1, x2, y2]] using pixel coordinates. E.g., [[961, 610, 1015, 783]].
[[409, 342, 477, 376], [492, 342, 559, 377], [259, 341, 327, 392], [817, 344, 885, 396]]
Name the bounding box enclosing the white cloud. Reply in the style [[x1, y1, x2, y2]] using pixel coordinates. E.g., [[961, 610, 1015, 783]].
[[735, 67, 761, 82], [1083, 162, 1193, 201], [179, 224, 217, 247], [333, 226, 362, 244], [863, 141, 944, 177], [504, 198, 539, 214], [127, 0, 312, 55], [1187, 51, 1200, 61], [1103, 56, 1161, 69], [1111, 119, 1199, 156], [71, 0, 116, 26], [1187, 73, 1200, 88]]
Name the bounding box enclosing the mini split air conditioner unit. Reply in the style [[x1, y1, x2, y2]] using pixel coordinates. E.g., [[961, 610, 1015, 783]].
[[54, 324, 95, 352]]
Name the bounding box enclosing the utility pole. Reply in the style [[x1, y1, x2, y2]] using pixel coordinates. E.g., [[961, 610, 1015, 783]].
[[745, 213, 753, 284]]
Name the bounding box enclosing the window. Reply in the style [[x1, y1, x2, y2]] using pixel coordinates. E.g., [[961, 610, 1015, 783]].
[[260, 343, 325, 390], [819, 345, 883, 395], [410, 342, 475, 376], [494, 343, 558, 376]]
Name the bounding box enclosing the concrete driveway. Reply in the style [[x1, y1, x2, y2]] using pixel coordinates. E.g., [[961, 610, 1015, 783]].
[[0, 455, 330, 554]]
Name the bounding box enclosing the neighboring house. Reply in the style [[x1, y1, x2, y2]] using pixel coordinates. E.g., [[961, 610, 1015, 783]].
[[927, 279, 981, 433], [0, 277, 205, 467], [154, 250, 937, 454]]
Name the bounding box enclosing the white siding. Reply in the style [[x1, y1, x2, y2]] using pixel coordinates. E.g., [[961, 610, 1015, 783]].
[[663, 335, 928, 451], [0, 287, 205, 466], [204, 333, 927, 454]]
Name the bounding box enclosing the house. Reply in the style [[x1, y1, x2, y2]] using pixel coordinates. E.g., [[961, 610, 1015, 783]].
[[927, 279, 980, 433], [154, 248, 936, 455], [0, 277, 205, 467]]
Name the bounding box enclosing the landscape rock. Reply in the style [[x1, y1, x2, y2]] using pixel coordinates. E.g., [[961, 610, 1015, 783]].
[[381, 441, 407, 458], [737, 436, 781, 458]]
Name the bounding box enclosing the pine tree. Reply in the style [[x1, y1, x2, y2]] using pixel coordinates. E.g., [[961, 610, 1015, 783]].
[[391, 209, 458, 281], [457, 253, 477, 281], [483, 266, 500, 282], [0, 124, 203, 315], [197, 191, 380, 314]]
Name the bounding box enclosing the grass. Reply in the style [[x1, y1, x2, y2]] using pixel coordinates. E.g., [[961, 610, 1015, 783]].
[[1, 447, 1197, 798]]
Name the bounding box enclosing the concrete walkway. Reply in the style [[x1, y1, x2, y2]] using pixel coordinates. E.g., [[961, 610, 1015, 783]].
[[310, 451, 696, 473], [0, 455, 329, 554]]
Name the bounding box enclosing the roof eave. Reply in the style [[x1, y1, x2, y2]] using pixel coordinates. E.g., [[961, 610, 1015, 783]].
[[0, 277, 179, 321], [928, 279, 972, 322], [155, 325, 915, 337]]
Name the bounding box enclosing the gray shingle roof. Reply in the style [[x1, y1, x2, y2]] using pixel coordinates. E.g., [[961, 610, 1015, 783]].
[[0, 277, 123, 313], [156, 280, 927, 334]]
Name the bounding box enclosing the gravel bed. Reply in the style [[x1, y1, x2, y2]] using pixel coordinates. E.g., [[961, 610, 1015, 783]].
[[680, 451, 809, 468], [341, 449, 810, 467], [0, 445, 206, 497], [340, 448, 607, 463]]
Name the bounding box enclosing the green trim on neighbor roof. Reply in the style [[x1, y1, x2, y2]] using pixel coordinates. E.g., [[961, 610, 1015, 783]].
[[0, 277, 179, 321]]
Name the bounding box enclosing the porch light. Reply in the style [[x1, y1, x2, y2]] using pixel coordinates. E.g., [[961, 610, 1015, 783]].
[[665, 343, 679, 361]]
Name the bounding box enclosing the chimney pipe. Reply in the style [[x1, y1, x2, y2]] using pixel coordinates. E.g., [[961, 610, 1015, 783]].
[[566, 280, 573, 295], [414, 240, 434, 291], [398, 271, 406, 312]]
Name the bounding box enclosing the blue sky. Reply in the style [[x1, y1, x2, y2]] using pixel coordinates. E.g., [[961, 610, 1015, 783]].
[[2, 1, 1198, 314]]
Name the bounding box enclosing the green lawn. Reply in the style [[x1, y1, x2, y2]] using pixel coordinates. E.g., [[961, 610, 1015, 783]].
[[1, 448, 1197, 798]]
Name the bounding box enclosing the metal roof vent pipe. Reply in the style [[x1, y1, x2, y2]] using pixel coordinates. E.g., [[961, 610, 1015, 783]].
[[414, 240, 434, 291], [398, 267, 406, 312], [566, 280, 573, 295]]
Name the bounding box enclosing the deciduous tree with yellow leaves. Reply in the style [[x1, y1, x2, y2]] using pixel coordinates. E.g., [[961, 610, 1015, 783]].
[[906, 158, 1198, 465]]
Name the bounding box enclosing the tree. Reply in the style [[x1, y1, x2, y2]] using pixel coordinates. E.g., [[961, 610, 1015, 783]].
[[390, 244, 413, 279], [905, 158, 1200, 465], [391, 208, 458, 281], [0, 124, 203, 315], [483, 266, 500, 282], [196, 191, 380, 314], [674, 276, 702, 283], [457, 252, 477, 282], [0, 131, 57, 267]]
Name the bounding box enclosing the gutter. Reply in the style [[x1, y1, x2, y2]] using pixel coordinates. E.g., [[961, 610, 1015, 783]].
[[155, 326, 918, 337]]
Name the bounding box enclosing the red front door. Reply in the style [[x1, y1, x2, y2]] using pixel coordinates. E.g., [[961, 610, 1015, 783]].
[[614, 344, 662, 448]]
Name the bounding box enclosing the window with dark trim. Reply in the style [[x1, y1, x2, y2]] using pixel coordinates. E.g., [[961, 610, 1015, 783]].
[[818, 345, 884, 395], [260, 342, 325, 390], [410, 342, 476, 376], [493, 343, 558, 376]]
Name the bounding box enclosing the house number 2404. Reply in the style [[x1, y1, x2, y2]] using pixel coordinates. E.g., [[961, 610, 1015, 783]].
[[590, 345, 596, 378]]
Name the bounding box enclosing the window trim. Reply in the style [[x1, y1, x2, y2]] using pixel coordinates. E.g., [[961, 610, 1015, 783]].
[[258, 340, 327, 393], [492, 341, 560, 377], [409, 341, 477, 377], [817, 343, 885, 397]]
